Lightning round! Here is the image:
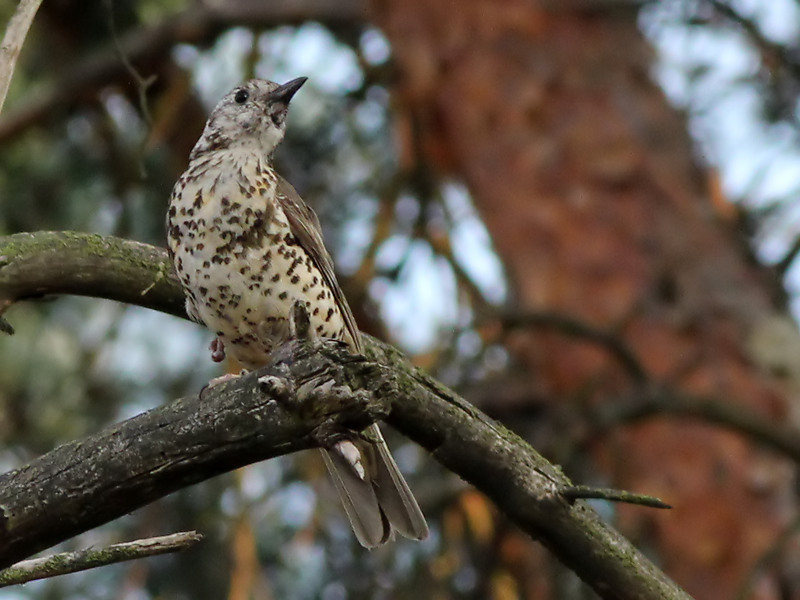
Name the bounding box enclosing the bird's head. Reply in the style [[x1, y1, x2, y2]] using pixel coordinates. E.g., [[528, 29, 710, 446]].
[[190, 77, 307, 159]]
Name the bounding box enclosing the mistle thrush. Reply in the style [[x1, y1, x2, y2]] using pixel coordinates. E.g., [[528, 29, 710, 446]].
[[166, 77, 428, 547]]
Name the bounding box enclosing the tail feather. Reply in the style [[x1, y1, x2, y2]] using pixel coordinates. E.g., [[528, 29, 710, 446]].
[[320, 447, 390, 548], [321, 424, 428, 547], [369, 426, 429, 541]]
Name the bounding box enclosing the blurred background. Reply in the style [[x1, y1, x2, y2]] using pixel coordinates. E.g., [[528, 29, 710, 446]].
[[3, 0, 800, 598]]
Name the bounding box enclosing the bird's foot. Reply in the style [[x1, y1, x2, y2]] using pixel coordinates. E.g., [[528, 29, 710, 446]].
[[207, 372, 242, 386], [200, 371, 245, 399], [257, 373, 295, 403]]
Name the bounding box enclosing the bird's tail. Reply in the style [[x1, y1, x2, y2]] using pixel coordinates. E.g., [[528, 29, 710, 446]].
[[320, 423, 429, 548]]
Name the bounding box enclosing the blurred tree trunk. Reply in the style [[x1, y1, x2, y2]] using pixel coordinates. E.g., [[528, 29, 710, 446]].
[[371, 0, 797, 598]]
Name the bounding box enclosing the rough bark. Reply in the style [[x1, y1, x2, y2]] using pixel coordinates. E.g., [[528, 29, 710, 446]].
[[0, 232, 690, 600], [370, 0, 797, 597]]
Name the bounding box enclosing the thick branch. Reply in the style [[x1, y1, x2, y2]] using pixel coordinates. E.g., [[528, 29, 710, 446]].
[[0, 231, 185, 324], [0, 232, 689, 600], [0, 336, 390, 570]]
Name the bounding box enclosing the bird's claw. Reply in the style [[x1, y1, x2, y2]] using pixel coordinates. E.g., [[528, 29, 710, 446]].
[[257, 374, 295, 403], [200, 371, 244, 399]]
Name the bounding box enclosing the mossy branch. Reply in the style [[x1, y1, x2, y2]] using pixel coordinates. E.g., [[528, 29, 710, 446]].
[[0, 231, 184, 328], [0, 231, 689, 600], [0, 532, 202, 587]]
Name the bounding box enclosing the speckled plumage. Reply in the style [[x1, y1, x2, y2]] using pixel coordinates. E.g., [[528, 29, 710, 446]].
[[168, 150, 345, 369], [167, 78, 427, 547]]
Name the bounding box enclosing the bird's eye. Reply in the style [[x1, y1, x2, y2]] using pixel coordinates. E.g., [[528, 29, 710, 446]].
[[234, 89, 249, 104]]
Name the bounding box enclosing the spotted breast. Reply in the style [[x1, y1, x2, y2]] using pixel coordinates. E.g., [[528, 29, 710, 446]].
[[167, 151, 346, 370]]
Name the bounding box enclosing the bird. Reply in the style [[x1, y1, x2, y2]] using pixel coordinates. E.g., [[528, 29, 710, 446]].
[[166, 77, 428, 547]]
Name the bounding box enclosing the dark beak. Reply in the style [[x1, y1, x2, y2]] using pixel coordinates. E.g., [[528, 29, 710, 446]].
[[270, 77, 308, 105]]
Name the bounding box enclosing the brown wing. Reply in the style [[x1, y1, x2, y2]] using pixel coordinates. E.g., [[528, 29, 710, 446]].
[[274, 175, 362, 352], [276, 177, 429, 546]]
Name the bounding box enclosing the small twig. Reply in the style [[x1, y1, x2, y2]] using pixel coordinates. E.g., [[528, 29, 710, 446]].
[[102, 0, 157, 179], [0, 0, 44, 115], [429, 226, 495, 315], [562, 486, 671, 510], [776, 235, 800, 276], [103, 0, 156, 126], [351, 186, 400, 289], [0, 314, 13, 335], [704, 0, 800, 79], [0, 531, 202, 587], [501, 311, 648, 383]]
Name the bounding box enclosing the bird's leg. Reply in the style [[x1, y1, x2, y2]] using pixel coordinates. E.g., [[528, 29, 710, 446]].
[[289, 300, 313, 342], [204, 372, 244, 388], [209, 336, 226, 362], [197, 337, 240, 398]]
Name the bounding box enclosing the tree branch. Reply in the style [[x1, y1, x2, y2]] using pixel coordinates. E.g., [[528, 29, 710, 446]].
[[583, 386, 800, 463], [500, 311, 648, 383], [0, 332, 392, 569], [0, 0, 43, 116], [0, 231, 690, 600], [0, 531, 202, 587], [0, 0, 365, 142], [0, 231, 185, 327]]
